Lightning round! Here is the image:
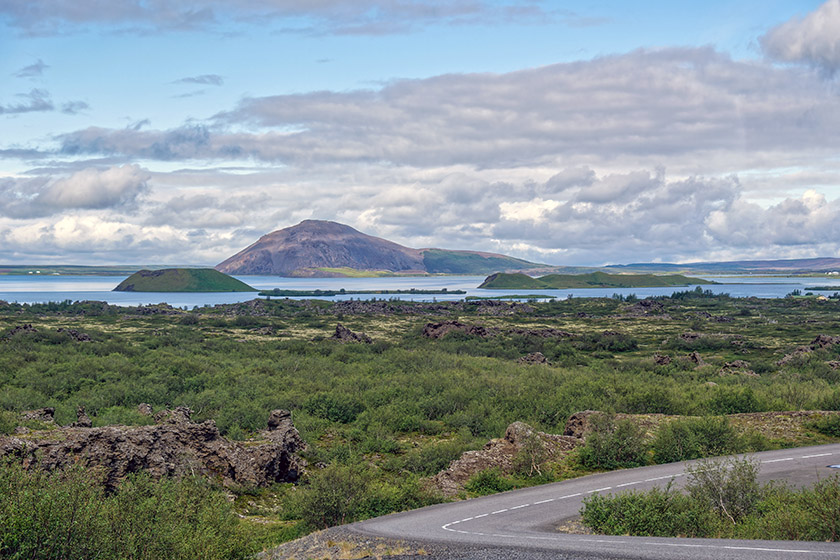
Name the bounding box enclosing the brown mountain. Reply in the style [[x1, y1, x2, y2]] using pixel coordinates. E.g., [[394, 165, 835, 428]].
[[216, 220, 541, 276]]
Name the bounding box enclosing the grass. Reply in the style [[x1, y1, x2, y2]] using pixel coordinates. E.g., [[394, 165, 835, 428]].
[[113, 268, 256, 292], [1, 292, 839, 551]]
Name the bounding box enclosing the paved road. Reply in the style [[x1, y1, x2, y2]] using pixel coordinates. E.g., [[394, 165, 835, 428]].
[[351, 444, 840, 559]]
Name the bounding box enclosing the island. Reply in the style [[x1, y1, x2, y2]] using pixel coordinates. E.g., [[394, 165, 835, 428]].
[[258, 288, 465, 297], [478, 271, 715, 290], [113, 269, 256, 292]]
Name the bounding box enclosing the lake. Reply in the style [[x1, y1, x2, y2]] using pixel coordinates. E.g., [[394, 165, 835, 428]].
[[1, 274, 839, 307]]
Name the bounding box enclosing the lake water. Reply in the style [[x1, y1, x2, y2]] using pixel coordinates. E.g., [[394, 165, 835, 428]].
[[1, 274, 840, 307]]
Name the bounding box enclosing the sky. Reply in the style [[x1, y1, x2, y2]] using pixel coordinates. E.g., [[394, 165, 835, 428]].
[[1, 0, 839, 267]]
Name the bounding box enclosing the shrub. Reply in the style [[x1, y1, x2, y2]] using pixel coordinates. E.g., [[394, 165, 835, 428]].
[[808, 414, 840, 437], [303, 393, 364, 424], [685, 457, 761, 524], [296, 464, 370, 529], [581, 482, 713, 537], [578, 413, 647, 470], [0, 462, 249, 560], [464, 468, 514, 496], [651, 417, 738, 464], [0, 410, 16, 435]]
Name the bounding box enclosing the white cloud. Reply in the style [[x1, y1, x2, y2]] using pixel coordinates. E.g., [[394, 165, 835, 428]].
[[40, 165, 150, 210], [761, 0, 840, 75]]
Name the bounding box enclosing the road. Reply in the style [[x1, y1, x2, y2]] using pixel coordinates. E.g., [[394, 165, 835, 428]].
[[351, 443, 840, 559]]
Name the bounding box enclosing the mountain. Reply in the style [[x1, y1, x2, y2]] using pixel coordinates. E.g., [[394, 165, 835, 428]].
[[216, 220, 542, 276], [113, 269, 256, 292], [478, 271, 714, 290], [604, 257, 840, 275]]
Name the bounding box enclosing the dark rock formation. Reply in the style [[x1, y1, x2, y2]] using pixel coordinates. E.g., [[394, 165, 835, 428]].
[[518, 352, 548, 365], [0, 409, 306, 490], [3, 324, 39, 339], [653, 354, 672, 366], [71, 405, 92, 428], [422, 321, 492, 339], [810, 334, 840, 349], [20, 407, 54, 423], [137, 403, 154, 416], [57, 328, 92, 342], [154, 405, 194, 424], [719, 360, 758, 377], [430, 422, 580, 497], [331, 323, 372, 343], [687, 351, 706, 365]]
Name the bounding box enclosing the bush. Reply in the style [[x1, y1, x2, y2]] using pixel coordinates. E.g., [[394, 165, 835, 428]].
[[464, 468, 514, 496], [0, 410, 17, 435], [296, 464, 371, 529], [0, 462, 250, 560], [651, 417, 738, 464], [303, 393, 365, 424], [685, 457, 761, 524], [578, 413, 647, 470], [581, 482, 713, 537], [809, 413, 840, 437]]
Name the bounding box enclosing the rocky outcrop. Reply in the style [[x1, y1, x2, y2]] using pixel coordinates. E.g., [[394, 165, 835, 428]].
[[331, 323, 372, 343], [71, 405, 92, 428], [422, 321, 492, 339], [718, 360, 758, 377], [777, 334, 840, 366], [810, 334, 840, 349], [3, 324, 38, 339], [20, 407, 55, 423], [687, 351, 706, 366], [422, 321, 572, 341], [518, 352, 548, 365], [430, 422, 579, 497], [0, 408, 306, 490], [56, 328, 92, 342], [653, 354, 671, 366]]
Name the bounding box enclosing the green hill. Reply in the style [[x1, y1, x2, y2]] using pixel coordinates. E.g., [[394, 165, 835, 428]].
[[113, 269, 256, 292], [478, 271, 715, 289], [420, 249, 539, 275]]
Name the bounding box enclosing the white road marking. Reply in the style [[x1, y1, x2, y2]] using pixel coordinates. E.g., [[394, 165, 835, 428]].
[[762, 458, 794, 463], [491, 509, 508, 514], [509, 503, 529, 510], [588, 486, 612, 493], [802, 453, 832, 459], [616, 481, 641, 487], [534, 498, 554, 504]]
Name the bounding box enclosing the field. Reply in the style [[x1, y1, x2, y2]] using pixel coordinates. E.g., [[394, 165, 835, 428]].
[[1, 290, 839, 556]]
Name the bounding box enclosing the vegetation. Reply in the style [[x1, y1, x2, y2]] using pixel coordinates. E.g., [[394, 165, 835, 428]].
[[581, 457, 840, 541], [421, 248, 538, 275], [0, 462, 252, 559], [114, 268, 256, 292], [0, 291, 839, 550], [478, 271, 715, 289], [259, 288, 464, 297]]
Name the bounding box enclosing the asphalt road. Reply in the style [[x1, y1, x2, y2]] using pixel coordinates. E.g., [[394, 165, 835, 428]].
[[351, 444, 840, 559]]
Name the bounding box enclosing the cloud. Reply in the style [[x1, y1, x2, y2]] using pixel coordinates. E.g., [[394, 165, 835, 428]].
[[0, 165, 150, 218], [56, 48, 840, 175], [0, 89, 53, 114], [173, 74, 223, 86], [14, 59, 48, 78], [61, 101, 90, 114], [760, 0, 840, 75], [0, 0, 557, 36]]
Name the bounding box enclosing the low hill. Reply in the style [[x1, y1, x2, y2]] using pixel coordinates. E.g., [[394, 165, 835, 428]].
[[479, 271, 715, 289], [113, 269, 256, 292], [216, 220, 543, 277]]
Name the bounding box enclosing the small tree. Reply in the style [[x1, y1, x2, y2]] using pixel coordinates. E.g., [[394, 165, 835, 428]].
[[578, 413, 647, 470], [685, 457, 761, 524]]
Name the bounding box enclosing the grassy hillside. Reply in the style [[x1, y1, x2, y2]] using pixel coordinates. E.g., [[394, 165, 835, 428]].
[[421, 249, 538, 274], [479, 271, 715, 289], [114, 268, 256, 292]]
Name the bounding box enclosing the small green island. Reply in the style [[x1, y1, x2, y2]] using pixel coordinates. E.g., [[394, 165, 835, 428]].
[[478, 271, 715, 290], [113, 269, 256, 292], [259, 288, 465, 297]]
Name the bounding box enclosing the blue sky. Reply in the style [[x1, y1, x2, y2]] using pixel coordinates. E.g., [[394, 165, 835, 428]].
[[1, 1, 839, 265]]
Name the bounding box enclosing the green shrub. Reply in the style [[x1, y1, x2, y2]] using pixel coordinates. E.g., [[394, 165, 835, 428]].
[[0, 462, 250, 560], [464, 468, 514, 496], [0, 410, 16, 435], [808, 414, 840, 437], [685, 457, 761, 524], [578, 413, 647, 470], [303, 393, 364, 424], [581, 482, 714, 537], [296, 464, 370, 529], [652, 417, 738, 464]]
